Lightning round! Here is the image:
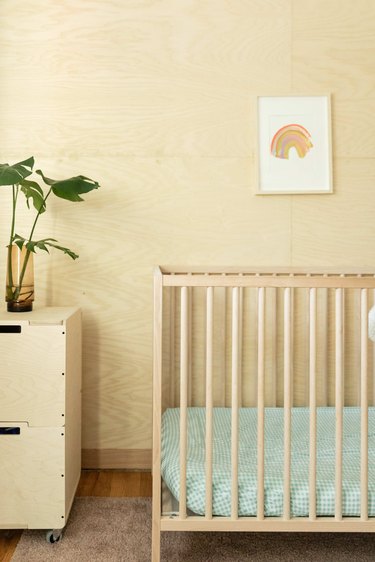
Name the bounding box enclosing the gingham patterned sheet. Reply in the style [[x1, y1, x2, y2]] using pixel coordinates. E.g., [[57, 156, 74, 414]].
[[161, 407, 375, 517]]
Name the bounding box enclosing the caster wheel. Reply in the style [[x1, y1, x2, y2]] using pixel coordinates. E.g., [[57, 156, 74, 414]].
[[46, 529, 62, 543]]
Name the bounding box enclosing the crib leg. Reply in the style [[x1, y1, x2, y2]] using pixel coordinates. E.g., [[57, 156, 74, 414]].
[[152, 518, 161, 562]]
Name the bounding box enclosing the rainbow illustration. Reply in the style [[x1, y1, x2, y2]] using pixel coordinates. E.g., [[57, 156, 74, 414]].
[[270, 123, 313, 159]]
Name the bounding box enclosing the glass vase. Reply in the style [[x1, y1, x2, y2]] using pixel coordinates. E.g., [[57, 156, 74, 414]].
[[6, 245, 34, 312]]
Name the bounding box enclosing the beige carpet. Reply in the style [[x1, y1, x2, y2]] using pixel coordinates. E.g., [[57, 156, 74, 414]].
[[12, 497, 375, 561]]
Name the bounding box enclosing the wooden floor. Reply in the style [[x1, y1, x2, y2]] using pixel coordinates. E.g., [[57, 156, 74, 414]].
[[0, 470, 152, 562]]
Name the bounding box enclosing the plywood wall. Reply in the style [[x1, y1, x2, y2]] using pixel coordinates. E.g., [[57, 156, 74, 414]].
[[0, 0, 374, 465]]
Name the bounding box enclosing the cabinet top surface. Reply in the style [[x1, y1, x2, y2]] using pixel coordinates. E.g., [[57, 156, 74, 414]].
[[0, 306, 80, 324]]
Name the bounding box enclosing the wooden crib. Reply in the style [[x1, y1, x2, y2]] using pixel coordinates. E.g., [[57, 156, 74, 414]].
[[152, 266, 375, 561]]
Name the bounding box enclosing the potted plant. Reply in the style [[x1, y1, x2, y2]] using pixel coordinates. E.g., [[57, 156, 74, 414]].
[[0, 157, 100, 312]]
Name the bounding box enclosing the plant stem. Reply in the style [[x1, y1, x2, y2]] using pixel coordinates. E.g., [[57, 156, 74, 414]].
[[6, 185, 19, 298], [13, 187, 52, 301], [10, 184, 18, 243], [28, 187, 52, 243]]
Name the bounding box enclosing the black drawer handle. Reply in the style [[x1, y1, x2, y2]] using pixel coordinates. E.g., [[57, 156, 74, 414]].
[[0, 427, 20, 435], [0, 325, 21, 333]]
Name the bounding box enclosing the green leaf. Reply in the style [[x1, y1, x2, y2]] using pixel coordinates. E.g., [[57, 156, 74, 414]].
[[35, 241, 49, 253], [13, 233, 25, 240], [16, 157, 35, 169], [19, 179, 46, 213], [15, 236, 79, 260], [25, 241, 37, 253], [36, 169, 100, 202], [12, 233, 27, 248], [0, 157, 34, 186], [42, 240, 79, 259], [34, 238, 58, 254]]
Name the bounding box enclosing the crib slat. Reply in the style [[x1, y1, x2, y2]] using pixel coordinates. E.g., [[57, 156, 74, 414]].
[[309, 288, 317, 520], [231, 287, 240, 520], [321, 285, 329, 406], [360, 288, 368, 520], [284, 287, 292, 521], [188, 282, 193, 406], [169, 285, 176, 407], [205, 287, 214, 519], [269, 286, 277, 406], [217, 284, 227, 406], [257, 287, 265, 520], [373, 287, 375, 407], [179, 286, 189, 519], [238, 283, 243, 407], [335, 288, 343, 520], [354, 288, 362, 406]]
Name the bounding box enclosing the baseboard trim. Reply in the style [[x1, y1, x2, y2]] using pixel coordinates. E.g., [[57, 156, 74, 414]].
[[82, 448, 151, 470]]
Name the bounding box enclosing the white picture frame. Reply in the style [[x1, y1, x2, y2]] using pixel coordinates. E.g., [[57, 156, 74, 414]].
[[256, 95, 333, 194]]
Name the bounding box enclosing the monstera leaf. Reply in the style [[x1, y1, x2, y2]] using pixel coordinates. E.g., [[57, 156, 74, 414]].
[[0, 157, 34, 186], [19, 179, 46, 213], [36, 169, 99, 202], [13, 234, 79, 260]]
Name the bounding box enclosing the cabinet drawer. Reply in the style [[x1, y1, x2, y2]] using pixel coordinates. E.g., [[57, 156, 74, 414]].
[[0, 423, 65, 529], [0, 322, 65, 426]]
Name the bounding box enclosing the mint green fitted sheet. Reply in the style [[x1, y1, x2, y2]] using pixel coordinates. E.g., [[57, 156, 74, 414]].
[[161, 407, 375, 517]]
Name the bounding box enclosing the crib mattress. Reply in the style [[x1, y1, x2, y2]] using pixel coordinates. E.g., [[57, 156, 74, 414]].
[[161, 407, 375, 517]]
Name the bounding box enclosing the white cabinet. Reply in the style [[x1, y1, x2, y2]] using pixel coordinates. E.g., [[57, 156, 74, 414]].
[[0, 307, 81, 531]]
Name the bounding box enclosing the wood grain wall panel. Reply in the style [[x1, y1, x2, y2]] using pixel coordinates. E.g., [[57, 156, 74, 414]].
[[292, 0, 375, 43], [292, 0, 375, 156], [291, 159, 375, 266], [333, 101, 375, 159], [0, 0, 291, 158], [292, 40, 375, 101], [0, 0, 374, 461]]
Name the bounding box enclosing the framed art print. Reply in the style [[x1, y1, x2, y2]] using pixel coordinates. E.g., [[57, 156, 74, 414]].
[[256, 95, 332, 194]]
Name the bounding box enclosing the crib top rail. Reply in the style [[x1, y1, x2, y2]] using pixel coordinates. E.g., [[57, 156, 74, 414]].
[[155, 266, 375, 289]]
